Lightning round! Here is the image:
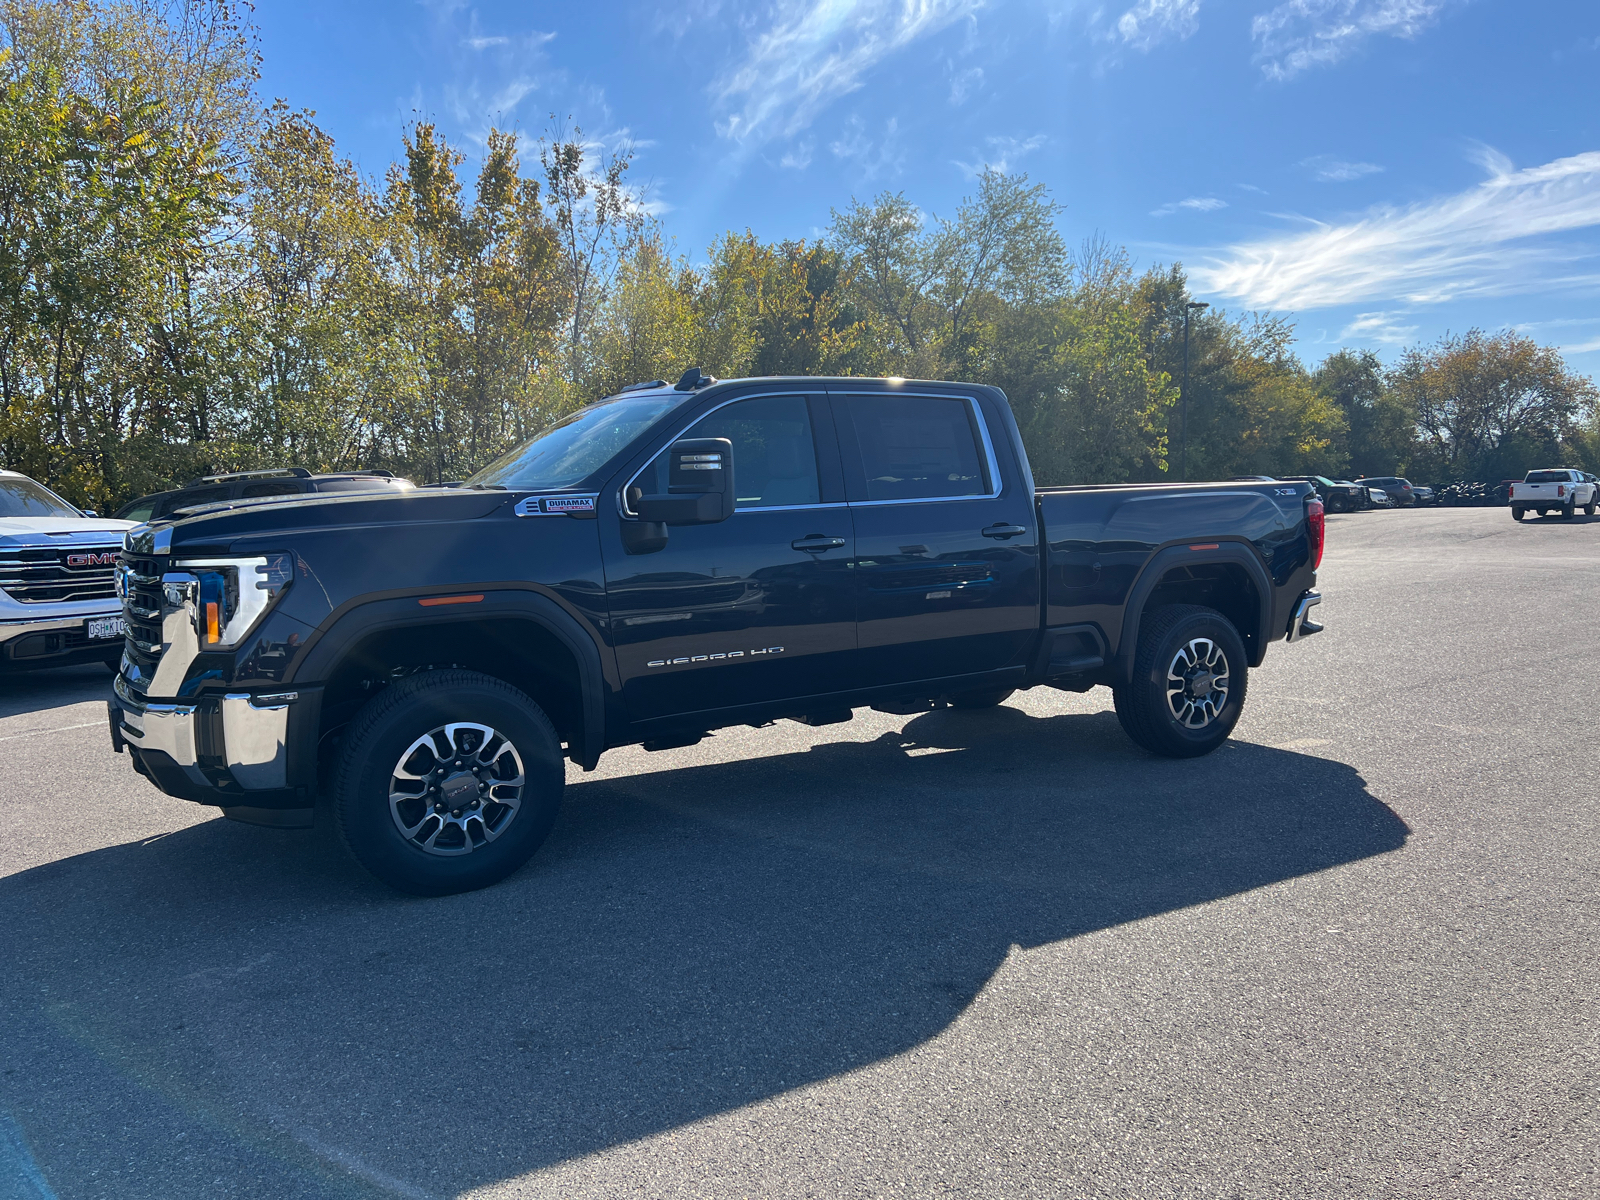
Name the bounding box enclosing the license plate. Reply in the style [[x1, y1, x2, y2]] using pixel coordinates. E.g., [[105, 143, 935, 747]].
[[86, 616, 125, 641]]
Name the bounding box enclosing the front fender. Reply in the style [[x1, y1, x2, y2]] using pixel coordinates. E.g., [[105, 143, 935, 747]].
[[287, 587, 610, 771]]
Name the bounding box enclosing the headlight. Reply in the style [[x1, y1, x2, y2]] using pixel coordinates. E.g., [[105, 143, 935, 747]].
[[171, 553, 294, 649]]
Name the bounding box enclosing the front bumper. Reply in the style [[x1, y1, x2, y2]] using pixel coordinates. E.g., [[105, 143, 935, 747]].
[[0, 608, 125, 667], [109, 675, 321, 813]]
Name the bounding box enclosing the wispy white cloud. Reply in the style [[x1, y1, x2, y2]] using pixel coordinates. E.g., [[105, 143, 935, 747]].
[[714, 0, 980, 144], [1252, 0, 1456, 81], [1340, 312, 1418, 343], [1238, 183, 1268, 194], [949, 65, 984, 105], [954, 133, 1045, 177], [1116, 0, 1201, 51], [830, 115, 905, 178], [1193, 149, 1600, 310], [779, 139, 815, 169], [1301, 155, 1384, 182], [464, 35, 509, 50], [1152, 196, 1228, 216]]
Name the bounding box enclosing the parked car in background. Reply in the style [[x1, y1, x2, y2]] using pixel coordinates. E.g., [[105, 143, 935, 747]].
[[1411, 485, 1436, 506], [0, 469, 133, 670], [1367, 488, 1396, 509], [113, 468, 414, 523], [1509, 469, 1598, 521], [1278, 476, 1367, 513], [1356, 476, 1418, 507]]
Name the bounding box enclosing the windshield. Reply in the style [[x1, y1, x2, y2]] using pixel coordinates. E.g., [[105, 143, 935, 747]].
[[467, 393, 689, 491], [0, 476, 80, 518]]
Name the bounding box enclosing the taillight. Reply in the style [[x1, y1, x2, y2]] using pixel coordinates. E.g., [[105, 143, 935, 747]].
[[1307, 497, 1325, 570], [1558, 485, 1566, 497]]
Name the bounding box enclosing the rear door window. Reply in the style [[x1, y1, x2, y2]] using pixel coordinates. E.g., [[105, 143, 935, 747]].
[[846, 395, 991, 501], [1526, 471, 1573, 484]]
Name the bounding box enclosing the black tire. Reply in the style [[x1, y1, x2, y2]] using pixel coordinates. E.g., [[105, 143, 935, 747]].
[[1538, 509, 1549, 517], [1511, 507, 1525, 522], [1586, 501, 1596, 517], [1562, 503, 1576, 520], [333, 669, 565, 896], [1112, 605, 1248, 759], [948, 687, 1016, 709]]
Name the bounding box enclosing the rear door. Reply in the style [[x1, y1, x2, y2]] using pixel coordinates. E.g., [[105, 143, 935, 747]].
[[602, 391, 857, 723], [833, 388, 1038, 688]]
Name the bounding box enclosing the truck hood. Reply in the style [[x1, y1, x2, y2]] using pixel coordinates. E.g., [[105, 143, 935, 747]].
[[0, 517, 135, 546], [137, 488, 522, 555]]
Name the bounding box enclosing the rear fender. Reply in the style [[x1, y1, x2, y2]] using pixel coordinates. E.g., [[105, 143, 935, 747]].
[[1115, 541, 1274, 682]]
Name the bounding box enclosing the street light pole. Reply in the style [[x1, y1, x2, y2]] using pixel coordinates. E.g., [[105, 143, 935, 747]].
[[1181, 300, 1209, 482]]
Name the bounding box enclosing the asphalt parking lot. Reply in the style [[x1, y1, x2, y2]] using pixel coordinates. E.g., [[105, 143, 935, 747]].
[[2, 506, 1597, 1199]]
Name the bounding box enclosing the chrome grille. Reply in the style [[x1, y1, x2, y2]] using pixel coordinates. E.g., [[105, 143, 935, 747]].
[[0, 545, 121, 603], [119, 552, 166, 676]]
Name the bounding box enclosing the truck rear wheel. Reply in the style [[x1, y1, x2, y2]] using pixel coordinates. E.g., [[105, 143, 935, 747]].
[[333, 669, 565, 896], [1562, 502, 1576, 520], [1511, 507, 1525, 522], [1113, 605, 1248, 759]]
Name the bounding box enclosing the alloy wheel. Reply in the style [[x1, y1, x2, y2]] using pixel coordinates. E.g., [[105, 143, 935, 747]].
[[387, 722, 526, 856], [1165, 638, 1231, 729]]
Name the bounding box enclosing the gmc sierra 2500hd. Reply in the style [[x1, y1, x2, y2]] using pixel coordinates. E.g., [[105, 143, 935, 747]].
[[108, 372, 1326, 895]]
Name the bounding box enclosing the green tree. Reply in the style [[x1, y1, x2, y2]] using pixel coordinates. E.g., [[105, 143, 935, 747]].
[[1392, 329, 1599, 481], [1312, 348, 1416, 477]]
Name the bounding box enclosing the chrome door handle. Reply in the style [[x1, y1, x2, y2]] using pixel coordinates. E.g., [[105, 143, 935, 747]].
[[792, 536, 847, 552], [982, 523, 1028, 540]]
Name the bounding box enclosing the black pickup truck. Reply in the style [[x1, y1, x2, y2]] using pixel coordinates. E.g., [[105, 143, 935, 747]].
[[109, 373, 1326, 894]]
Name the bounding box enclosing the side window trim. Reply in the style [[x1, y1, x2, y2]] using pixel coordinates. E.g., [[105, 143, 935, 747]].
[[831, 391, 1003, 507], [618, 389, 836, 517]]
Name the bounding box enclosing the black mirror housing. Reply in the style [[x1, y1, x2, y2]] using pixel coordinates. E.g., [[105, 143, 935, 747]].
[[634, 438, 734, 526]]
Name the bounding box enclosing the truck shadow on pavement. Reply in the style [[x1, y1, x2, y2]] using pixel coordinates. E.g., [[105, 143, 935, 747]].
[[0, 707, 1408, 1199]]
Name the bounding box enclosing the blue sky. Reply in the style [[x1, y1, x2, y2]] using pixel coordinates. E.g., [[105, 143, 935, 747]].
[[256, 1, 1600, 377]]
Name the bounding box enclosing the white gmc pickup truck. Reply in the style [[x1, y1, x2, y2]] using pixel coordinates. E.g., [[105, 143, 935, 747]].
[[0, 469, 134, 669], [1510, 469, 1598, 521]]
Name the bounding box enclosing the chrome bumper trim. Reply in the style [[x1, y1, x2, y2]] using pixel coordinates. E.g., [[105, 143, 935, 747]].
[[115, 686, 297, 792], [116, 694, 208, 788], [1286, 589, 1324, 643], [0, 609, 122, 645], [222, 693, 291, 789]]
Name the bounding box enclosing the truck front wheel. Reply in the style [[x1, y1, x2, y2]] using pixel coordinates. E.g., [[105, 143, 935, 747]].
[[1113, 605, 1249, 759], [333, 669, 565, 896]]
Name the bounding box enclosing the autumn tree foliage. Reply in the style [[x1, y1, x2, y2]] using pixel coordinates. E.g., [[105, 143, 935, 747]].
[[1, 2, 1595, 507]]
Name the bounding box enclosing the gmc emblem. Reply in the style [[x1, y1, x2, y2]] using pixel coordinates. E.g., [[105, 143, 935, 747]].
[[67, 552, 117, 568]]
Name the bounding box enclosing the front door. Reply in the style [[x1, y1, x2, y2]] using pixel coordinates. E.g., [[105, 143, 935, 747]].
[[835, 390, 1039, 688], [602, 393, 857, 724]]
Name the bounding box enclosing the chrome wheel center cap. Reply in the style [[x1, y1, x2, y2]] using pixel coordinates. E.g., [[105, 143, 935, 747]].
[[1187, 670, 1214, 698]]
